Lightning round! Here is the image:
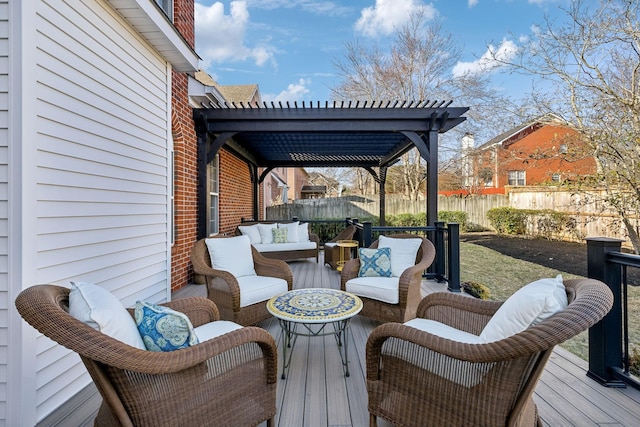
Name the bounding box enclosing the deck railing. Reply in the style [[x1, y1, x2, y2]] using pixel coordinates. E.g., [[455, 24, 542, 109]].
[[288, 217, 461, 292], [586, 237, 640, 390]]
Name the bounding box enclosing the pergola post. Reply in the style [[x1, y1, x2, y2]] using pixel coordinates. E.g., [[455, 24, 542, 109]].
[[426, 130, 438, 226], [379, 166, 387, 226]]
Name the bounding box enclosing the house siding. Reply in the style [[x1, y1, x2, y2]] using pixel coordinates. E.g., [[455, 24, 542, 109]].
[[0, 0, 8, 423], [7, 1, 174, 424]]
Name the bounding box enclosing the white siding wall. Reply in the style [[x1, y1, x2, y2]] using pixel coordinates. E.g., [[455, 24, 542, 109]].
[[0, 0, 8, 424], [7, 0, 173, 424]]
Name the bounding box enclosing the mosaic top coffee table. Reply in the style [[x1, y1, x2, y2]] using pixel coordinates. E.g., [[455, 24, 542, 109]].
[[267, 288, 363, 379]]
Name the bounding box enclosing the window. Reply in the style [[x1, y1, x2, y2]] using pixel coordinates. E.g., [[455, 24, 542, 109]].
[[155, 0, 173, 20], [207, 155, 219, 236], [507, 170, 525, 186], [552, 173, 561, 182]]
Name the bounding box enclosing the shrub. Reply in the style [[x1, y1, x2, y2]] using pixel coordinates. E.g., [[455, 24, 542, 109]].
[[487, 207, 528, 235], [461, 281, 491, 299], [386, 213, 426, 227], [438, 210, 468, 232], [630, 346, 640, 377]]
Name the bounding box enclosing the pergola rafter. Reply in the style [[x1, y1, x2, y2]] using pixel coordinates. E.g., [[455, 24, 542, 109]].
[[193, 101, 469, 238]]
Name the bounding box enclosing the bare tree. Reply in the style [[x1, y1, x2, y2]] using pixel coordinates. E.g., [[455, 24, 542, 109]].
[[500, 0, 640, 253], [331, 10, 514, 200]]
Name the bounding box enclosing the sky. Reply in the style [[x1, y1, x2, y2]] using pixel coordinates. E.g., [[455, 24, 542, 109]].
[[193, 0, 571, 104]]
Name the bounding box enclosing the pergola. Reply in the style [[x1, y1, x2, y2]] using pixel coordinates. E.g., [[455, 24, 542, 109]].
[[192, 100, 469, 239]]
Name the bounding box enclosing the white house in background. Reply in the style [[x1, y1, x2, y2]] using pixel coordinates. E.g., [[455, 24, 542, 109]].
[[3, 1, 198, 425]]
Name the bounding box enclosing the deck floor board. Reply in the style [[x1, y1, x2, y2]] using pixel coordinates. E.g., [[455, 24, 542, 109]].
[[174, 252, 640, 427]]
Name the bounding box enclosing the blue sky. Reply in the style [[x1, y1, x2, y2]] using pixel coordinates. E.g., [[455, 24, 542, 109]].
[[194, 0, 570, 103]]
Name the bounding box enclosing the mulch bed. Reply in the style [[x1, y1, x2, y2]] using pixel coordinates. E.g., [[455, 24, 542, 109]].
[[460, 232, 640, 284]]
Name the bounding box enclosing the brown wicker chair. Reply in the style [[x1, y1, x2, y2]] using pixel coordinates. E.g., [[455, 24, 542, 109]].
[[366, 278, 614, 427], [340, 233, 436, 323], [324, 225, 358, 270], [191, 236, 293, 326], [15, 284, 278, 427]]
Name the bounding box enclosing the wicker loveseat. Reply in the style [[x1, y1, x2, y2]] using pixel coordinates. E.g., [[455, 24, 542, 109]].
[[235, 220, 320, 262]]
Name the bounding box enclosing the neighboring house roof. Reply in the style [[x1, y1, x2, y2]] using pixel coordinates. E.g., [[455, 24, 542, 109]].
[[193, 70, 260, 104], [478, 113, 566, 150], [217, 84, 260, 103], [301, 185, 327, 193]]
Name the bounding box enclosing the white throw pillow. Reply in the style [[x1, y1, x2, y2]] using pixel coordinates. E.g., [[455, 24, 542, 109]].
[[257, 223, 277, 244], [68, 282, 146, 349], [298, 222, 310, 242], [479, 275, 568, 343], [378, 235, 422, 277], [205, 235, 257, 277], [238, 224, 261, 244], [278, 221, 300, 243]]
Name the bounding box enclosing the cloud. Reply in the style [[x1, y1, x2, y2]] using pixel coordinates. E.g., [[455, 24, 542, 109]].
[[468, 0, 479, 6], [195, 1, 276, 68], [452, 39, 518, 77], [262, 78, 311, 103], [354, 0, 437, 37]]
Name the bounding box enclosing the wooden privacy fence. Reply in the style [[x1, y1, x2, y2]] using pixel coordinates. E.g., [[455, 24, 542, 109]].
[[267, 188, 638, 246], [266, 194, 508, 229]]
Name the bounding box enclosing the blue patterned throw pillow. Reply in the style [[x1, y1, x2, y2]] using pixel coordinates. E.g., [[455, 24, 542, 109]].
[[358, 247, 392, 277], [135, 301, 199, 352]]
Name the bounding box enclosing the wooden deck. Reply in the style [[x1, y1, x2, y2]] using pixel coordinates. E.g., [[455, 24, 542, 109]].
[[174, 253, 640, 427]]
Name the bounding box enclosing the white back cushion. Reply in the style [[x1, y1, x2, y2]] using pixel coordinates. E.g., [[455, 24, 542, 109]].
[[298, 222, 310, 242], [206, 235, 257, 278], [257, 223, 276, 244], [238, 224, 261, 244], [278, 221, 300, 242], [479, 275, 568, 343], [69, 282, 146, 349], [378, 235, 422, 277]]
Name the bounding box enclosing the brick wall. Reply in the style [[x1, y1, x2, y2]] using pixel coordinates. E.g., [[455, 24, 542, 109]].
[[219, 150, 255, 234], [496, 125, 596, 187], [170, 0, 196, 291]]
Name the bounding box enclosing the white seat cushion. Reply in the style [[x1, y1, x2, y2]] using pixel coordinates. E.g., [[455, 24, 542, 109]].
[[206, 235, 257, 278], [69, 282, 146, 350], [378, 235, 422, 277], [479, 275, 568, 343], [194, 320, 243, 342], [404, 318, 482, 344], [403, 318, 488, 387], [346, 276, 399, 304], [237, 275, 288, 307]]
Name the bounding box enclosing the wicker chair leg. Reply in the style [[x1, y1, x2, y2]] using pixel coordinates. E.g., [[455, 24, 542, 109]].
[[266, 418, 274, 427], [369, 413, 377, 427]]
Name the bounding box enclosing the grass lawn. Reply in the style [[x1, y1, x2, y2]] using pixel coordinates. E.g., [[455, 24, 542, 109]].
[[460, 241, 640, 362]]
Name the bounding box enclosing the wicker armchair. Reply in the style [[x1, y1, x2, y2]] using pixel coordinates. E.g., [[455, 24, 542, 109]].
[[15, 284, 278, 427], [191, 236, 293, 326], [340, 234, 436, 323], [324, 225, 358, 270], [366, 278, 614, 427]]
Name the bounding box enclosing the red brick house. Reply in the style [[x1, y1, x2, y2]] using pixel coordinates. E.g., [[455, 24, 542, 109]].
[[464, 115, 597, 194]]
